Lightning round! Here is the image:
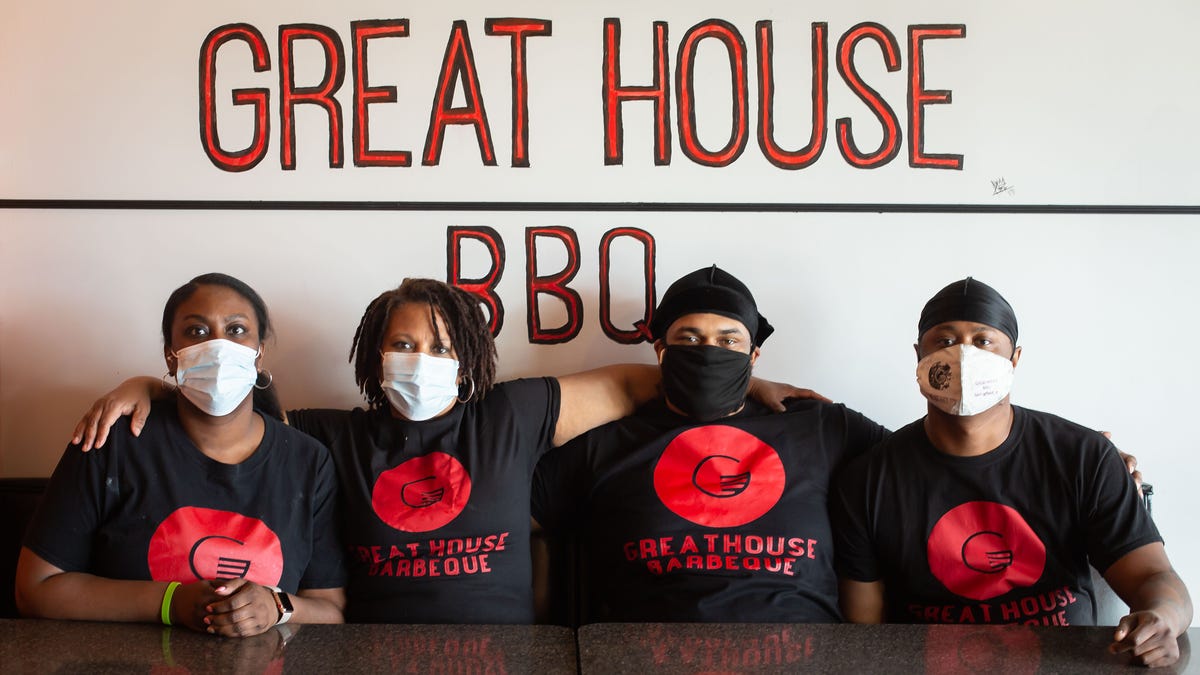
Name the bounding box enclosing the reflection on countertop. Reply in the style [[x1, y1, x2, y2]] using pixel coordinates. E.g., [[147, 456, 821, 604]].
[[576, 623, 1196, 674], [3, 619, 1194, 674], [0, 620, 577, 674]]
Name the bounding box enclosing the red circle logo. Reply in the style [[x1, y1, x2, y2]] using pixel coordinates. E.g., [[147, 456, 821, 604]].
[[927, 501, 1046, 601], [372, 452, 471, 532], [147, 507, 283, 585], [653, 425, 785, 528]]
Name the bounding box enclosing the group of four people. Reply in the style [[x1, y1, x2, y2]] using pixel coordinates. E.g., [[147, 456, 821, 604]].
[[14, 267, 1192, 667]]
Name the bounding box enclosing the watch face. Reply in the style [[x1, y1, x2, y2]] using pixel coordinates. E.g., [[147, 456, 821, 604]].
[[277, 591, 294, 613]]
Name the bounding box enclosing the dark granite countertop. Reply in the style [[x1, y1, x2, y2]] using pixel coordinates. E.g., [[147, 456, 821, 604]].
[[0, 619, 577, 674], [3, 619, 1196, 673], [578, 623, 1198, 674]]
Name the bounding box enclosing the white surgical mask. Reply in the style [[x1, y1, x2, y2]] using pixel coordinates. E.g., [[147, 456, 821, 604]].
[[381, 352, 460, 421], [172, 339, 260, 417], [916, 344, 1014, 416]]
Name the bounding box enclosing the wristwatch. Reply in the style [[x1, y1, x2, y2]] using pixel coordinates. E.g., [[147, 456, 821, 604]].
[[267, 586, 294, 625]]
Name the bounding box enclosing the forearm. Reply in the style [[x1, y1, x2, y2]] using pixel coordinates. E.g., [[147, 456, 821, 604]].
[[553, 364, 660, 446], [1129, 569, 1193, 636], [17, 571, 169, 623], [293, 588, 345, 624], [118, 375, 171, 400], [838, 578, 886, 624]]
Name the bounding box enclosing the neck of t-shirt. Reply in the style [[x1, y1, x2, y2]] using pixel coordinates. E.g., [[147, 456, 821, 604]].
[[923, 398, 1015, 458], [663, 396, 747, 420], [175, 396, 266, 464]]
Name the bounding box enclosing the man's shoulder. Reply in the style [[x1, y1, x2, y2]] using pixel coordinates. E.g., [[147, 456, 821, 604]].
[[1013, 406, 1113, 455], [841, 417, 925, 473], [1017, 405, 1099, 435], [743, 397, 873, 424]]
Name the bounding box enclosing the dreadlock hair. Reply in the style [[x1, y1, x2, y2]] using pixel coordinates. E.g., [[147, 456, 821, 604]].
[[350, 278, 498, 411], [161, 272, 283, 421]]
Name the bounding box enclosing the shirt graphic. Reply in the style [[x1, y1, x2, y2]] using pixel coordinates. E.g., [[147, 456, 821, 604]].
[[653, 425, 785, 527], [927, 501, 1046, 601], [147, 507, 284, 586], [372, 452, 472, 532]]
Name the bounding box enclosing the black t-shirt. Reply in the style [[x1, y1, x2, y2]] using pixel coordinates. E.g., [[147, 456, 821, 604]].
[[288, 377, 560, 623], [532, 398, 888, 623], [25, 400, 345, 593], [832, 406, 1161, 626]]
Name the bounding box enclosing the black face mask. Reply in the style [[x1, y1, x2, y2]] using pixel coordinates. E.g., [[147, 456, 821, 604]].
[[660, 345, 752, 422]]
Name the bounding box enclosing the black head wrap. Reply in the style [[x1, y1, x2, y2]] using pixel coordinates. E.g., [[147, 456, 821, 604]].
[[918, 277, 1018, 345], [649, 265, 774, 346]]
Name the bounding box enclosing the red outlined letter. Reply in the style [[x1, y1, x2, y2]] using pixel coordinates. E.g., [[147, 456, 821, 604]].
[[424, 21, 496, 166], [676, 20, 749, 167], [599, 228, 656, 345], [526, 227, 582, 345], [908, 24, 965, 170], [835, 23, 902, 169], [199, 24, 271, 172], [485, 18, 552, 168], [756, 21, 828, 170], [278, 24, 346, 170], [603, 19, 671, 166], [352, 20, 411, 167], [447, 227, 506, 337]]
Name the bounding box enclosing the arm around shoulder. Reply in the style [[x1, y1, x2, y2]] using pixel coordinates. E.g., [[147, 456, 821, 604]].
[[553, 364, 659, 447], [72, 375, 164, 451]]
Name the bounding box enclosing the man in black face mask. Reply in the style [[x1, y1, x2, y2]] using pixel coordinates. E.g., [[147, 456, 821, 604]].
[[652, 266, 769, 421], [532, 265, 889, 623]]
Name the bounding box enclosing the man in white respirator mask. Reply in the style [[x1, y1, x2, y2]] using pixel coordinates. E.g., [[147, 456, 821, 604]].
[[832, 278, 1191, 668]]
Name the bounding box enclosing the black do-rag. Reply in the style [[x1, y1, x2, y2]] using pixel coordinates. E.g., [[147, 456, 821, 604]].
[[648, 265, 775, 347], [918, 277, 1019, 345]]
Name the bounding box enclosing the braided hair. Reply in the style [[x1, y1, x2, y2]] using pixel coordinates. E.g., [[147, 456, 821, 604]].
[[350, 278, 497, 410]]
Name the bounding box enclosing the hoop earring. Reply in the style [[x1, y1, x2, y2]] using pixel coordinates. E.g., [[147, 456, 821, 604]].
[[457, 376, 475, 403], [255, 369, 273, 390]]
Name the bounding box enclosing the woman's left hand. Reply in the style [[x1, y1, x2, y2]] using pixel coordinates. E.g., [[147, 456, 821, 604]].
[[203, 579, 280, 638]]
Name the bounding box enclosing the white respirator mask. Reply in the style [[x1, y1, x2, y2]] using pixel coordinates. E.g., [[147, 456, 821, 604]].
[[916, 344, 1014, 416], [380, 352, 461, 421], [172, 339, 261, 417]]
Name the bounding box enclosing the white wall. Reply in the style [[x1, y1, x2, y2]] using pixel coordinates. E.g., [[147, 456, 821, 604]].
[[2, 1, 1198, 623]]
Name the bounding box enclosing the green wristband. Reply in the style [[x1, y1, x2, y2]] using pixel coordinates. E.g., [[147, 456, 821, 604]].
[[160, 581, 181, 626]]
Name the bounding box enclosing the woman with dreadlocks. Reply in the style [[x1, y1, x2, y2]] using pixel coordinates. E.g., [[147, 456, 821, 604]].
[[283, 278, 663, 623], [71, 277, 813, 623]]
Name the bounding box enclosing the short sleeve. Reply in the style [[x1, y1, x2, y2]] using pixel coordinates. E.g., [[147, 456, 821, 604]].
[[837, 406, 890, 467], [286, 408, 351, 449], [1083, 441, 1162, 574], [492, 378, 561, 463], [830, 453, 883, 582], [23, 440, 112, 572], [298, 446, 347, 590], [531, 440, 588, 533]]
